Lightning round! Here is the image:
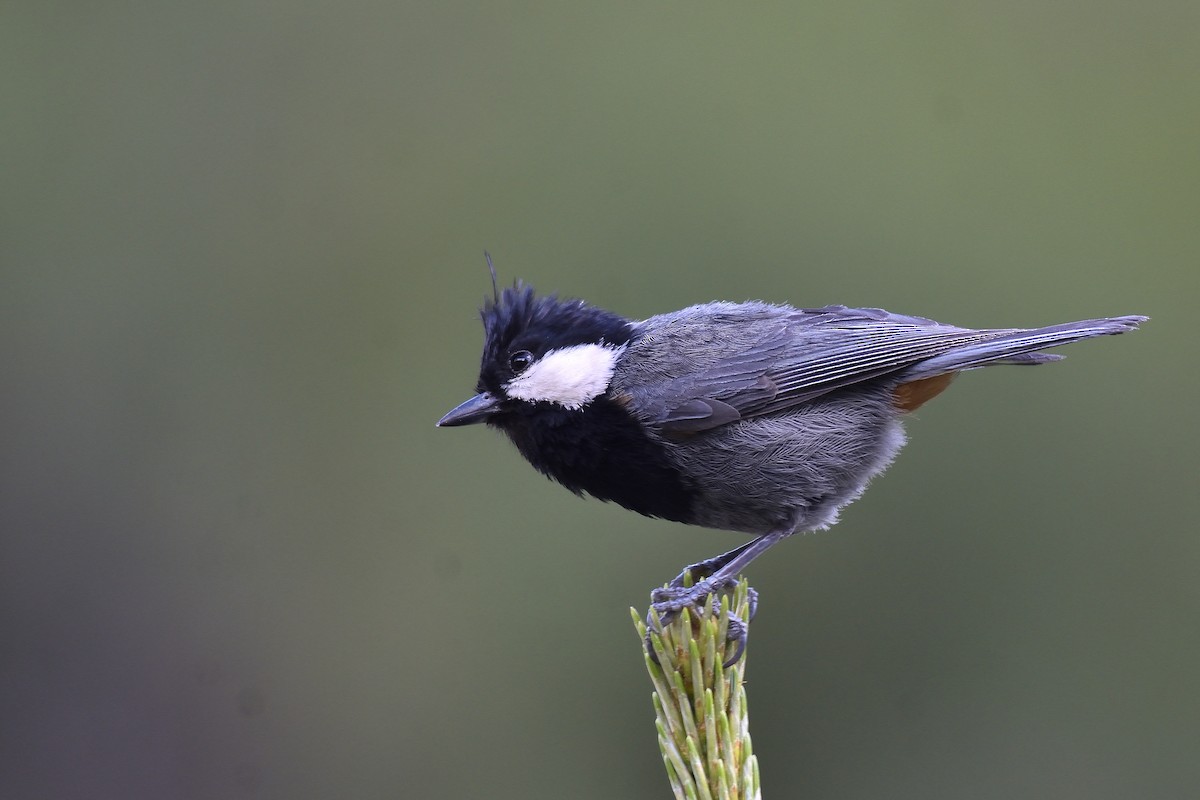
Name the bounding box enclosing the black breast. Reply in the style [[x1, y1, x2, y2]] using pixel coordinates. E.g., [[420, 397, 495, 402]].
[[494, 398, 695, 524]]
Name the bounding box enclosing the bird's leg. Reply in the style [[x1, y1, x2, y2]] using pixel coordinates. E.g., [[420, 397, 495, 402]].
[[652, 529, 787, 614], [663, 537, 762, 589], [646, 529, 787, 666]]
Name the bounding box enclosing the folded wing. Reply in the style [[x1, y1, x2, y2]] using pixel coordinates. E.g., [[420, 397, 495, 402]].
[[617, 304, 1144, 434]]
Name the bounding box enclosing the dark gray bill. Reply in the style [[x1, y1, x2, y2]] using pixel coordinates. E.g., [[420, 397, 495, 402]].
[[437, 392, 502, 427]]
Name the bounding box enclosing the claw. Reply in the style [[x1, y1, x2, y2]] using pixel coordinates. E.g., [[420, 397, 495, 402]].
[[722, 610, 749, 667], [643, 623, 661, 664]]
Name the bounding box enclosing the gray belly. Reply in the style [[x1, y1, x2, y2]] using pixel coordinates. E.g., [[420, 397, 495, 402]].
[[666, 389, 906, 534]]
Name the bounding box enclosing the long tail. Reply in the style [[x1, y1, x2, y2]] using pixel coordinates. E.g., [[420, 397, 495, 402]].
[[899, 315, 1147, 381]]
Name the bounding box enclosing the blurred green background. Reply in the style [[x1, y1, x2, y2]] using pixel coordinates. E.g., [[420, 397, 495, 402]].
[[3, 2, 1197, 798]]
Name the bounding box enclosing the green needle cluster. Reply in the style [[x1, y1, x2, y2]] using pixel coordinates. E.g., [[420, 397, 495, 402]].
[[632, 580, 761, 800]]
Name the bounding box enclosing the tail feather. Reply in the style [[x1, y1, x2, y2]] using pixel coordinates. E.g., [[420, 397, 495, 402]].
[[899, 315, 1147, 381]]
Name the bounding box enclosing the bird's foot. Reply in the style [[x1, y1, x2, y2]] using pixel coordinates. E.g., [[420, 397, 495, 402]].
[[644, 576, 759, 668]]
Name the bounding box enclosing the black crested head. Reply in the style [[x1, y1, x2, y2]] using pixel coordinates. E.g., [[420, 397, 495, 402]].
[[476, 282, 634, 398], [444, 273, 692, 524], [471, 281, 692, 523]]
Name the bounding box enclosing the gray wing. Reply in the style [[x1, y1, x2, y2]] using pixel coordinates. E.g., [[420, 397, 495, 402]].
[[613, 302, 1143, 435]]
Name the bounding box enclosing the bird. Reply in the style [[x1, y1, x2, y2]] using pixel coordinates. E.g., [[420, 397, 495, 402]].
[[438, 257, 1146, 663]]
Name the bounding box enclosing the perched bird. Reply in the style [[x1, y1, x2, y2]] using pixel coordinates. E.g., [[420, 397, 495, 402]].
[[439, 259, 1146, 662]]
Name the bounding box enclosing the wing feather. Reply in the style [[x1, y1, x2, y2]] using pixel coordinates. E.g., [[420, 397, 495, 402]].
[[617, 304, 1012, 433]]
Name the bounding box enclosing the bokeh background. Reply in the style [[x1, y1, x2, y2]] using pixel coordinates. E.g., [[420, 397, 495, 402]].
[[3, 3, 1197, 798]]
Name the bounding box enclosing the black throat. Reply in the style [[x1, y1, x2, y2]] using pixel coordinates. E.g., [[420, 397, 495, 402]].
[[492, 397, 695, 524]]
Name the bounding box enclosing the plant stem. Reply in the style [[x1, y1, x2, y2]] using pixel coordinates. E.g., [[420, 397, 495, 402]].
[[632, 579, 761, 800]]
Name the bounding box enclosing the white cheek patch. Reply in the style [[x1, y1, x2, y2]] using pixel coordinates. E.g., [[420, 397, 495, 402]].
[[504, 343, 625, 410]]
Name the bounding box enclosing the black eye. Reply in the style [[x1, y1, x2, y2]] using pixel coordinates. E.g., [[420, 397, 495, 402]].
[[508, 350, 534, 374]]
